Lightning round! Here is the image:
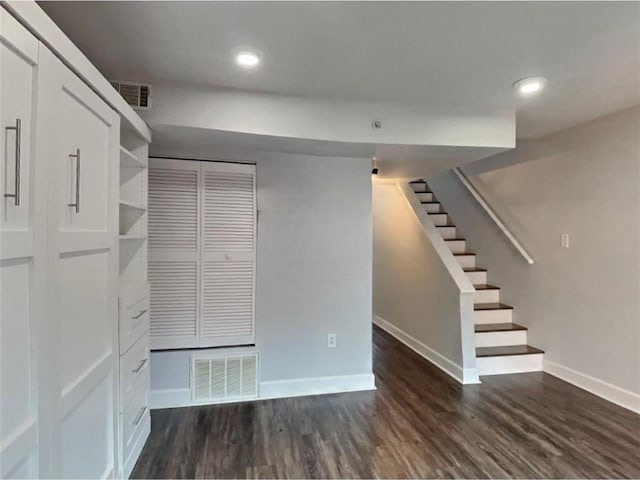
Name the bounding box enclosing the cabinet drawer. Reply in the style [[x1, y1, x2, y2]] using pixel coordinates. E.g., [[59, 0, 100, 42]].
[[120, 335, 149, 409], [121, 373, 149, 462], [119, 292, 149, 355]]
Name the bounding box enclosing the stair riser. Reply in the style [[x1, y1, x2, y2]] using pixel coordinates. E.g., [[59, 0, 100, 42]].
[[455, 255, 476, 268], [411, 184, 430, 193], [446, 240, 466, 254], [465, 270, 487, 284], [422, 203, 442, 214], [416, 192, 434, 202], [429, 214, 449, 226], [437, 226, 457, 239], [477, 353, 543, 376], [474, 289, 499, 304], [475, 330, 527, 348], [474, 308, 512, 324]]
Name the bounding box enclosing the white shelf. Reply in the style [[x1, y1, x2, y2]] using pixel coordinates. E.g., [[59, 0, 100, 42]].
[[120, 146, 146, 169], [119, 199, 146, 212], [119, 235, 147, 241]]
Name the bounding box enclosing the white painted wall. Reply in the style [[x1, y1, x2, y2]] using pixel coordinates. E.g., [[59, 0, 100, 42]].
[[428, 106, 640, 398], [372, 183, 477, 383], [142, 80, 515, 149], [139, 81, 515, 180], [150, 151, 374, 405], [255, 154, 373, 382]]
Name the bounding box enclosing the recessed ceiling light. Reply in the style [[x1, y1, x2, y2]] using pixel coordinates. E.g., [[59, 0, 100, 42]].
[[513, 76, 547, 96], [235, 50, 260, 68]]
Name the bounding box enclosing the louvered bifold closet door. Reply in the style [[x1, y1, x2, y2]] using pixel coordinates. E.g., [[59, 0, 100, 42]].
[[148, 159, 200, 349], [200, 162, 256, 347]]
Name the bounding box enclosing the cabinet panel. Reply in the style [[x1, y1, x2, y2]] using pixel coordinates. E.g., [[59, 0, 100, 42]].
[[0, 9, 40, 479], [119, 293, 149, 355], [59, 251, 111, 389], [121, 374, 149, 461], [0, 259, 34, 435], [0, 15, 35, 233], [37, 46, 120, 478], [120, 335, 149, 409], [61, 375, 113, 479], [57, 71, 112, 233]]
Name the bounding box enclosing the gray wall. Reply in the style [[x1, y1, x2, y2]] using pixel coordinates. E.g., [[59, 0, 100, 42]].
[[372, 183, 465, 371], [256, 153, 373, 381], [151, 152, 373, 392], [428, 106, 640, 394]]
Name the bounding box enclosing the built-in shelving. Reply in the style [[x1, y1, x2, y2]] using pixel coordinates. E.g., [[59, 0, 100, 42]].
[[120, 145, 146, 169], [119, 199, 146, 212], [119, 234, 147, 241]]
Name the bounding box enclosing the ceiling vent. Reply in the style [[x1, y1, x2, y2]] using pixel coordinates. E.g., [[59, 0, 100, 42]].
[[110, 80, 151, 110], [191, 351, 258, 403]]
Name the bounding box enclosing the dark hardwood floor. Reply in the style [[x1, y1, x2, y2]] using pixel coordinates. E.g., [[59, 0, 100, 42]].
[[132, 325, 640, 478]]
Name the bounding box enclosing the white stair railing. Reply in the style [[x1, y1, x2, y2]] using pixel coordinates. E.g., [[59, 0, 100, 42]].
[[453, 167, 534, 265]]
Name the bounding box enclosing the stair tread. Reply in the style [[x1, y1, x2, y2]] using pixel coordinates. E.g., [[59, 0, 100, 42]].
[[476, 345, 544, 357], [463, 267, 487, 272], [428, 212, 448, 216], [444, 237, 466, 242], [474, 302, 514, 310], [454, 252, 475, 257], [475, 323, 527, 333], [474, 284, 499, 290]]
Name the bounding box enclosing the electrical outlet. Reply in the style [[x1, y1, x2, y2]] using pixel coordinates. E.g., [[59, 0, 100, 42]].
[[327, 333, 337, 348], [561, 233, 570, 248]]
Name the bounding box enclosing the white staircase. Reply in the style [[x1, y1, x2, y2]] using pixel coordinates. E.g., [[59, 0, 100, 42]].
[[411, 180, 544, 376]]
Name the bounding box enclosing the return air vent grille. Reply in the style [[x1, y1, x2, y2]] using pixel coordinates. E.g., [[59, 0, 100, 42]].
[[191, 352, 258, 402], [110, 80, 151, 110]]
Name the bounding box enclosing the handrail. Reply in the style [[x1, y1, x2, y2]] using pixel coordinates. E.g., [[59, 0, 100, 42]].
[[453, 167, 534, 265]]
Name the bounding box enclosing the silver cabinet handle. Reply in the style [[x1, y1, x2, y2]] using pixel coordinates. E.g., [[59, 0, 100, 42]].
[[4, 118, 21, 206], [68, 148, 80, 213], [132, 309, 148, 320], [132, 358, 147, 374], [132, 406, 147, 427]]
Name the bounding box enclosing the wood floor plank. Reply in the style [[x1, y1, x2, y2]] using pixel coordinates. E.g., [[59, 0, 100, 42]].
[[131, 325, 640, 479]]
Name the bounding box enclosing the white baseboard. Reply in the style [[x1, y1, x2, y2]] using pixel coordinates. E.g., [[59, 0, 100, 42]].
[[373, 315, 480, 384], [151, 388, 192, 409], [259, 373, 376, 400], [543, 359, 640, 414], [151, 373, 376, 410]]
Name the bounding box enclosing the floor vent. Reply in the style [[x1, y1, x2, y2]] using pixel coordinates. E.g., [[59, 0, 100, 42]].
[[191, 352, 258, 402]]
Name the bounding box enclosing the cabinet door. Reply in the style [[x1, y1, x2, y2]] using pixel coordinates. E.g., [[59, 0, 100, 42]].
[[148, 158, 200, 349], [37, 47, 120, 479], [0, 10, 41, 480], [200, 162, 256, 347]]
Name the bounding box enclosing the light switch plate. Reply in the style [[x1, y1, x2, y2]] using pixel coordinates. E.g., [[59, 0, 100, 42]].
[[561, 233, 570, 248]]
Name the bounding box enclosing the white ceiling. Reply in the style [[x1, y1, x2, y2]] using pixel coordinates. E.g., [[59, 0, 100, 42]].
[[41, 1, 640, 139]]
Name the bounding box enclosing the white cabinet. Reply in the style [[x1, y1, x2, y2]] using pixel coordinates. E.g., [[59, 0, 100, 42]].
[[0, 10, 42, 479], [1, 5, 151, 479], [118, 131, 150, 478], [1, 8, 130, 478], [37, 46, 120, 479]]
